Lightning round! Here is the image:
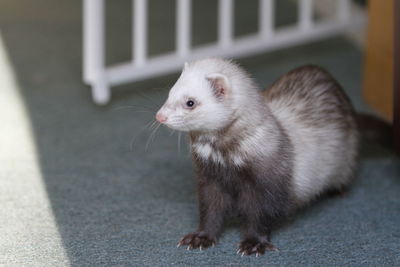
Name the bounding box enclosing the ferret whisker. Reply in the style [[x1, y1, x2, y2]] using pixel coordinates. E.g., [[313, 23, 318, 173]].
[[130, 119, 158, 151], [126, 109, 156, 115], [136, 90, 168, 108], [145, 85, 170, 93], [112, 104, 156, 113], [147, 120, 159, 131], [177, 132, 182, 153], [145, 123, 161, 152], [143, 127, 156, 152], [168, 129, 175, 137], [148, 123, 162, 150]]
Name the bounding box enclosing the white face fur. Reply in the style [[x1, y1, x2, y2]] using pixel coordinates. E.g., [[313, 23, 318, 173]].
[[156, 63, 234, 132]]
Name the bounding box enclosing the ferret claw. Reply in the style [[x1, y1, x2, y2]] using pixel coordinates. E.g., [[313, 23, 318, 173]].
[[241, 252, 245, 257], [179, 232, 217, 251], [236, 249, 241, 255], [256, 253, 259, 257]]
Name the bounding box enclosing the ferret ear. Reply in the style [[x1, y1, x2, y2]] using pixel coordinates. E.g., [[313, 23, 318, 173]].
[[206, 73, 230, 99]]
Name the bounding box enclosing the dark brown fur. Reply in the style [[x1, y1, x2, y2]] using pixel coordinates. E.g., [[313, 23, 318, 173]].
[[179, 114, 294, 255], [265, 65, 357, 131]]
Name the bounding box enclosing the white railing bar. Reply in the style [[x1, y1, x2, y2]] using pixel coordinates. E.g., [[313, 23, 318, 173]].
[[83, 0, 110, 104], [219, 0, 233, 47], [83, 0, 105, 85], [106, 19, 365, 87], [259, 0, 275, 39], [299, 0, 313, 31], [177, 0, 191, 57], [338, 0, 351, 23], [133, 0, 147, 66]]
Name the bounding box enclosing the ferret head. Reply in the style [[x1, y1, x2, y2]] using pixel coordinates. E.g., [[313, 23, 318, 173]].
[[156, 59, 237, 132]]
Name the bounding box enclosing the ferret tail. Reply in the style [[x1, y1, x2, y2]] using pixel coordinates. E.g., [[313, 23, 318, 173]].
[[356, 113, 392, 150]]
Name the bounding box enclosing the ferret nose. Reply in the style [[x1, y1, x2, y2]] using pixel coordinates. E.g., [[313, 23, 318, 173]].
[[156, 112, 168, 123]]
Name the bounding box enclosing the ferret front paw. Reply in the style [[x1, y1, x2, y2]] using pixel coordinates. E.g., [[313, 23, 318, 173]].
[[177, 232, 216, 250], [237, 238, 278, 256]]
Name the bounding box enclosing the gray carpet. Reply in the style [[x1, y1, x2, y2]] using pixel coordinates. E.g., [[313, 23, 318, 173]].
[[0, 1, 399, 266]]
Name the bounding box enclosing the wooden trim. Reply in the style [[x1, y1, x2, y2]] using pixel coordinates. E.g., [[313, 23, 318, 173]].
[[394, 0, 400, 153], [363, 0, 394, 120]]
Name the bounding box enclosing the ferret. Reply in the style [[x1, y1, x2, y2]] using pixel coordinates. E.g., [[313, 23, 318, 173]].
[[155, 58, 359, 256]]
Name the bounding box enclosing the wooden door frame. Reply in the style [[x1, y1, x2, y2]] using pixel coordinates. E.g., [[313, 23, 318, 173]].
[[394, 0, 400, 154]]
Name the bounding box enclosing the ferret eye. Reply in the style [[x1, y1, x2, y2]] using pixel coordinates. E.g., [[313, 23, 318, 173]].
[[186, 100, 195, 108]]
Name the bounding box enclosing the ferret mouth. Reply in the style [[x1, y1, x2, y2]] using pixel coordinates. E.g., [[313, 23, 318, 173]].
[[163, 120, 191, 132], [156, 112, 188, 131]]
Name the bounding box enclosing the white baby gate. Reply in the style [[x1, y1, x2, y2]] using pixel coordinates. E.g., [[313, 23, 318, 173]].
[[83, 0, 365, 105]]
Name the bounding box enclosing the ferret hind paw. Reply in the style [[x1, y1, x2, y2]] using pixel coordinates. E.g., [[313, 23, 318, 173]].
[[237, 239, 278, 256]]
